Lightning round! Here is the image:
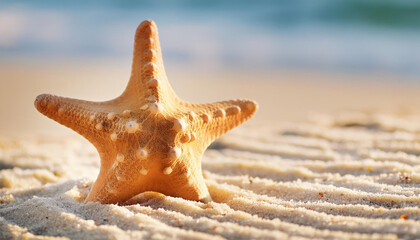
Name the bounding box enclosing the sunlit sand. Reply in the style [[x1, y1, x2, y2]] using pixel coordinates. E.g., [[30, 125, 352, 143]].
[[1, 60, 420, 239]]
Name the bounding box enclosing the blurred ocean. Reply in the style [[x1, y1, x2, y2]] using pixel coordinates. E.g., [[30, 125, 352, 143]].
[[1, 0, 420, 77]]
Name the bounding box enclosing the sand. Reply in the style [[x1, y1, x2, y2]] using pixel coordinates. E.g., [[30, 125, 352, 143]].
[[1, 61, 420, 239], [2, 59, 420, 135], [1, 109, 420, 239]]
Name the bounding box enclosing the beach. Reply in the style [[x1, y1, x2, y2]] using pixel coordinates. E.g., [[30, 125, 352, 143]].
[[2, 1, 420, 238], [1, 60, 420, 134], [1, 61, 420, 239]]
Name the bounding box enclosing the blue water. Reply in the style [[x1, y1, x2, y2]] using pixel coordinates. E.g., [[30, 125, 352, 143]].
[[1, 0, 420, 77]]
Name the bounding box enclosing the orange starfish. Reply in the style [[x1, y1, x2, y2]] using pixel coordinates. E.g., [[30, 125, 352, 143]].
[[34, 20, 258, 204]]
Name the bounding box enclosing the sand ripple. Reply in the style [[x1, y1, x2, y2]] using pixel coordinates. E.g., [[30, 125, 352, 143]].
[[1, 111, 420, 239]]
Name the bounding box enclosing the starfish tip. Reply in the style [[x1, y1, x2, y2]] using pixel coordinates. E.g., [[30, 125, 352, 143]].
[[34, 93, 46, 108], [245, 99, 258, 113], [141, 19, 156, 27], [136, 19, 157, 36], [34, 93, 56, 114]]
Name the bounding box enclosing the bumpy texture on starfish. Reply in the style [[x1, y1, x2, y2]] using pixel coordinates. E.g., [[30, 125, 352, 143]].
[[34, 20, 258, 204]]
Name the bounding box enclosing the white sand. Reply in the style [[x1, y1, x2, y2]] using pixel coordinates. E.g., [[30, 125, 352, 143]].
[[2, 60, 420, 239], [1, 109, 420, 239]]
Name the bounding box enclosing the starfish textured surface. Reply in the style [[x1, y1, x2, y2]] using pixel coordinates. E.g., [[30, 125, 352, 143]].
[[34, 20, 258, 204]]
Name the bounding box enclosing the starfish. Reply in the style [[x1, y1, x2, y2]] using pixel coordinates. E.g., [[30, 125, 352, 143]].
[[34, 20, 258, 204]]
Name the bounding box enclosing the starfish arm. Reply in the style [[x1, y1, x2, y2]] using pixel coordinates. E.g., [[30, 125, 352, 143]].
[[34, 94, 112, 144], [121, 20, 179, 107], [188, 99, 258, 149]]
